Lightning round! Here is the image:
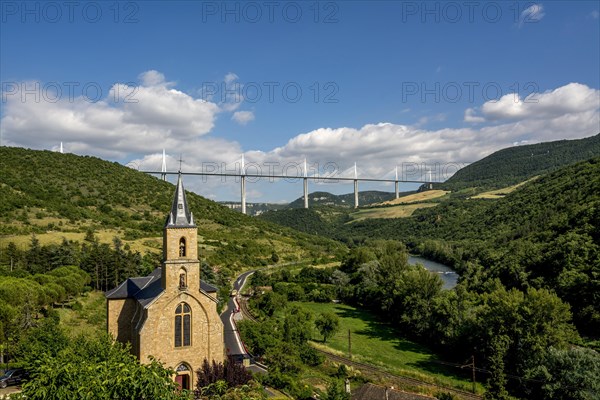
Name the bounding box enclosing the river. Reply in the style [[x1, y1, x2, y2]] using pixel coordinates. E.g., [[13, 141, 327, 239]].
[[408, 255, 458, 289]]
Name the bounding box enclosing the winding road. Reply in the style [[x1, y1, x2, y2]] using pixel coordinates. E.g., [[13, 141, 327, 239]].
[[219, 270, 267, 374]]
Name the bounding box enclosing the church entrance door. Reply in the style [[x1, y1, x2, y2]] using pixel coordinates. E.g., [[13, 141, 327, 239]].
[[175, 363, 192, 390], [175, 373, 190, 390]]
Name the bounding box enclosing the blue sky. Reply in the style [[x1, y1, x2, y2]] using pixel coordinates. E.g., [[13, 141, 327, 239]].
[[1, 1, 599, 202]]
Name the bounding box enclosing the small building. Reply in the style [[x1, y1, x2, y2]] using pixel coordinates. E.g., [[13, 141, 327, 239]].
[[106, 174, 224, 390]]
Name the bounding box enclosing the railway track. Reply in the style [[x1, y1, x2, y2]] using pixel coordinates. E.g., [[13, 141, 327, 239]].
[[238, 296, 258, 322]]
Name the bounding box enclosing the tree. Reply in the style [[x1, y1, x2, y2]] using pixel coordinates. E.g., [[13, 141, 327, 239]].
[[220, 381, 267, 400], [265, 342, 301, 374], [394, 266, 443, 334], [484, 334, 510, 400], [315, 312, 340, 343], [271, 252, 279, 263], [252, 291, 287, 318], [26, 234, 44, 274], [16, 333, 188, 400], [3, 242, 22, 271], [340, 246, 375, 274], [14, 318, 70, 366], [237, 320, 280, 358], [196, 357, 252, 391], [282, 305, 313, 346], [322, 379, 350, 400], [529, 347, 600, 400]]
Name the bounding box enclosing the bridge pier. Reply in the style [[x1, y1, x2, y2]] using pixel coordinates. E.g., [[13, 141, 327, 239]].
[[354, 179, 359, 208], [161, 149, 167, 181], [303, 177, 308, 209], [241, 176, 246, 215], [394, 166, 399, 199]]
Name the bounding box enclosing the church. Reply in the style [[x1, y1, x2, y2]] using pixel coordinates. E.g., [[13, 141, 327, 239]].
[[106, 174, 224, 390]]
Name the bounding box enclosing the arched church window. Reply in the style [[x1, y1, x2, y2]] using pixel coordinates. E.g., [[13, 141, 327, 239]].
[[176, 363, 190, 372], [174, 302, 191, 347], [179, 237, 186, 257]]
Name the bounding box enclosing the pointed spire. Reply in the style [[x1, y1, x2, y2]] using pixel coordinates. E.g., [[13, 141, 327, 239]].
[[165, 173, 195, 227]]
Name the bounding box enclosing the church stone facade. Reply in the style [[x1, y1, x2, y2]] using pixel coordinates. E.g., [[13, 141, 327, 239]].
[[106, 174, 224, 390]]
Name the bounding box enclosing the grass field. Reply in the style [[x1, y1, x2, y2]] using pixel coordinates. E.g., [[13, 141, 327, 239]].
[[349, 203, 439, 221], [379, 190, 449, 205], [0, 228, 162, 254], [471, 178, 538, 199], [295, 301, 483, 394], [57, 290, 107, 338]]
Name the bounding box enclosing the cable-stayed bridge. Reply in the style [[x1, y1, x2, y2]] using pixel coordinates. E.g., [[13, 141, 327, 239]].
[[140, 153, 452, 214]]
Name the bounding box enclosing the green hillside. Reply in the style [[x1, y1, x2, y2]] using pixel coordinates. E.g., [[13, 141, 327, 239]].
[[359, 159, 600, 333], [287, 190, 410, 208], [440, 133, 600, 191], [0, 147, 345, 270], [260, 207, 350, 239]]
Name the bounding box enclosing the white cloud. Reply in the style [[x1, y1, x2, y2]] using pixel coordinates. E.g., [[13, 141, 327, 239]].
[[224, 73, 239, 84], [139, 70, 169, 87], [519, 3, 545, 27], [0, 71, 224, 158], [590, 10, 599, 19], [464, 108, 485, 123], [219, 73, 243, 112], [468, 83, 599, 122], [232, 111, 255, 125], [415, 113, 446, 127]]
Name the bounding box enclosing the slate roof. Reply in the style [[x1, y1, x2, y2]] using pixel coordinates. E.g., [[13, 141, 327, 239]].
[[201, 280, 218, 293], [165, 173, 195, 228], [105, 267, 218, 308], [351, 383, 436, 400]]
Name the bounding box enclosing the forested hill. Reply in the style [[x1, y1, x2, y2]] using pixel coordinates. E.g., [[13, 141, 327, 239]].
[[440, 133, 600, 190], [0, 147, 345, 268], [346, 157, 600, 334]]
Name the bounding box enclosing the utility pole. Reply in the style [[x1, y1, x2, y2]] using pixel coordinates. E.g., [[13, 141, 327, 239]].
[[348, 329, 352, 359], [471, 355, 476, 393]]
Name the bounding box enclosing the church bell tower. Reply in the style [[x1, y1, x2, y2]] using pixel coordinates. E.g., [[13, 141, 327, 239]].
[[162, 174, 200, 293]]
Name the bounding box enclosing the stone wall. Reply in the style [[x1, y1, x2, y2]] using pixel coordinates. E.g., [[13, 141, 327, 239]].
[[107, 298, 137, 344]]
